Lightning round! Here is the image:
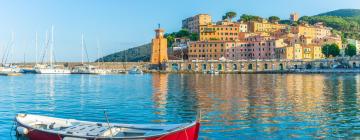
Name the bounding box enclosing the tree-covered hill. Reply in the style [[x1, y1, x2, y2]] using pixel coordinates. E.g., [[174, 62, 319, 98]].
[[317, 9, 360, 17], [300, 9, 360, 40], [97, 43, 151, 62]]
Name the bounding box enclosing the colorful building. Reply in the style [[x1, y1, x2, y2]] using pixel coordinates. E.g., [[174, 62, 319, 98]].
[[247, 20, 287, 33], [182, 14, 212, 33], [151, 28, 168, 65], [291, 23, 331, 39], [275, 44, 323, 60], [199, 21, 247, 41], [188, 41, 233, 60], [188, 35, 287, 61]]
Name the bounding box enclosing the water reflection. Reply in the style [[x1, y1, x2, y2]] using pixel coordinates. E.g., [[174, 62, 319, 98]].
[[152, 74, 168, 117], [180, 74, 360, 139], [0, 74, 359, 139]]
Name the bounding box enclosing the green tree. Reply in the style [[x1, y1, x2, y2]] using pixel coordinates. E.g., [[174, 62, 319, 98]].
[[224, 11, 237, 21], [322, 43, 340, 58], [268, 16, 280, 23], [239, 14, 262, 22], [345, 44, 357, 57], [166, 35, 175, 48], [175, 29, 190, 38], [189, 33, 199, 41]]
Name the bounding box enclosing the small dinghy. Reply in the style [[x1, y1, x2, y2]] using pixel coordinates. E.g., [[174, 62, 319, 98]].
[[15, 114, 200, 140]]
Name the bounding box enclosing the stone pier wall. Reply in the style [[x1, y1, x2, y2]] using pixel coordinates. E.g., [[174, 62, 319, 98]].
[[15, 57, 360, 73]]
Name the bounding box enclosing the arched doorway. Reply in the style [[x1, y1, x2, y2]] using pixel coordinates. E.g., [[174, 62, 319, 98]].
[[187, 64, 192, 70], [320, 63, 324, 69], [353, 62, 357, 68], [248, 64, 253, 70], [279, 63, 283, 70], [171, 63, 179, 71], [202, 64, 207, 70], [306, 64, 312, 69], [233, 64, 238, 70], [294, 65, 298, 69], [217, 64, 222, 70], [264, 64, 268, 70]]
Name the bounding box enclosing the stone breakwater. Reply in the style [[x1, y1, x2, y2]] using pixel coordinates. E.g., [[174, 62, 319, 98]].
[[14, 57, 360, 74]]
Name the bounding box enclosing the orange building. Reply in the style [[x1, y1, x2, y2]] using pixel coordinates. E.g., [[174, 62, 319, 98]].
[[188, 41, 234, 60], [151, 28, 168, 65]]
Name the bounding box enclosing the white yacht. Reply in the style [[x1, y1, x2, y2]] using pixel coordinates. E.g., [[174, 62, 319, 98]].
[[35, 26, 71, 74]]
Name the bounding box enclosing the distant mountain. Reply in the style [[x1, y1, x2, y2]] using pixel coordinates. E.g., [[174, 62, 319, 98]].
[[317, 9, 360, 17], [97, 43, 151, 62]]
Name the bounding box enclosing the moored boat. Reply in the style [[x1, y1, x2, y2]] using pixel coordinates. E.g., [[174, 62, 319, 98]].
[[128, 67, 143, 74], [15, 114, 200, 140]]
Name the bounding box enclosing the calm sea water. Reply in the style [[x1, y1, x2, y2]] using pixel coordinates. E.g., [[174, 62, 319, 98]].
[[0, 74, 359, 139]]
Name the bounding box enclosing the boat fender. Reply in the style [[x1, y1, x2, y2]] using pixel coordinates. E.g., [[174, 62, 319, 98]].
[[16, 126, 29, 135]]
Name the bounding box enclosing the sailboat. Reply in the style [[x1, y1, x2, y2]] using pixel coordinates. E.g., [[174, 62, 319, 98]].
[[71, 33, 94, 74], [0, 32, 22, 76], [35, 26, 71, 74], [90, 39, 110, 75], [21, 32, 39, 74]]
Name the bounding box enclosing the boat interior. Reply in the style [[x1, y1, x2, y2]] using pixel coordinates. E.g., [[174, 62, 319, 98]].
[[16, 114, 189, 138]]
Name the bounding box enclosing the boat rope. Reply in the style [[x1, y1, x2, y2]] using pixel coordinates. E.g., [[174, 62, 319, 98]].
[[103, 111, 114, 140], [9, 118, 15, 140]]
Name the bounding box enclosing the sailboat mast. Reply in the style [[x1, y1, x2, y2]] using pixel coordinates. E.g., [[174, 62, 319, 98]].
[[50, 25, 54, 68], [97, 39, 100, 67], [81, 33, 84, 65], [35, 32, 38, 65]]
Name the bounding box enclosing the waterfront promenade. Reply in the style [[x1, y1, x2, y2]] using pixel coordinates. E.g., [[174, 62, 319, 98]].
[[13, 57, 360, 74]]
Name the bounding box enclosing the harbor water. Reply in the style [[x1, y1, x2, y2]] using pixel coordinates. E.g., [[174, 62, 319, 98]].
[[0, 74, 359, 139]]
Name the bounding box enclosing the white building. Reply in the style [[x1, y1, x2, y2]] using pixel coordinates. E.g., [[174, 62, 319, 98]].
[[347, 39, 360, 55]]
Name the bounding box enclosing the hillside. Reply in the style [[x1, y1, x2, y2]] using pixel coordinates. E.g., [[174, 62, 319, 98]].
[[317, 9, 360, 17], [300, 9, 360, 40], [97, 43, 151, 62]]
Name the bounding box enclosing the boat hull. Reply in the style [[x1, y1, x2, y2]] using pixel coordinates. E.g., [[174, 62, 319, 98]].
[[35, 69, 71, 74], [16, 114, 200, 140], [18, 122, 199, 140]]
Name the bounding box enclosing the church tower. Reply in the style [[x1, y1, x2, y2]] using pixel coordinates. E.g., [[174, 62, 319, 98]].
[[150, 27, 168, 66]]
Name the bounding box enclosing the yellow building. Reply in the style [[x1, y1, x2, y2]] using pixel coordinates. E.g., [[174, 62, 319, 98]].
[[199, 22, 247, 41], [276, 44, 323, 60], [248, 20, 287, 33], [291, 24, 317, 38], [303, 45, 323, 60], [182, 14, 212, 33], [151, 28, 168, 65]]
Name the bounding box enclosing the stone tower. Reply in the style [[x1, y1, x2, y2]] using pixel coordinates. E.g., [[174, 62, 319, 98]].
[[150, 27, 168, 66]]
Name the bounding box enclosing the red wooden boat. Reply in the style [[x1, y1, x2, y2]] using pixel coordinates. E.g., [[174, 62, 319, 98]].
[[15, 114, 200, 140]]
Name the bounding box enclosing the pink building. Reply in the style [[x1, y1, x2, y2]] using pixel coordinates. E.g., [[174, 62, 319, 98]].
[[225, 35, 285, 60]]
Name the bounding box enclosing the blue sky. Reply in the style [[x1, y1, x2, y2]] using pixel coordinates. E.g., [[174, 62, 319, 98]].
[[0, 0, 359, 62]]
